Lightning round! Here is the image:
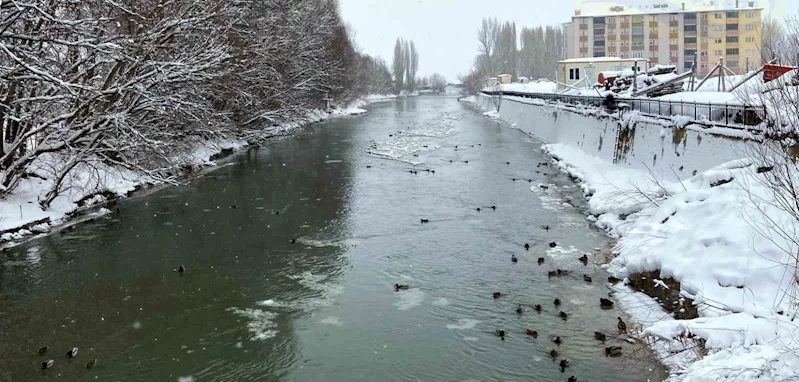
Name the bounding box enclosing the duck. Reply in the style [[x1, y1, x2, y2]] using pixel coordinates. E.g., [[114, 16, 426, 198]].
[[505, 161, 510, 165], [490, 205, 496, 210], [553, 336, 562, 345], [568, 376, 577, 382], [420, 219, 429, 224], [583, 275, 592, 283], [65, 347, 78, 358], [608, 276, 622, 284], [600, 298, 614, 308], [617, 317, 627, 333], [511, 178, 517, 182], [464, 161, 469, 164], [495, 329, 505, 340], [549, 242, 557, 248], [290, 238, 296, 244], [476, 207, 481, 212], [394, 284, 409, 291], [511, 255, 518, 263], [548, 270, 557, 278], [549, 349, 559, 358], [534, 304, 543, 313], [554, 298, 561, 306], [559, 359, 569, 372], [559, 311, 568, 320], [538, 257, 545, 265], [524, 243, 530, 250], [542, 225, 550, 231], [579, 254, 588, 264], [493, 292, 502, 299], [86, 358, 97, 369], [525, 329, 538, 337], [366, 165, 372, 169], [605, 346, 623, 357], [178, 265, 185, 275], [42, 359, 54, 370], [516, 304, 523, 314], [594, 332, 607, 342], [38, 346, 48, 355], [557, 269, 570, 275]]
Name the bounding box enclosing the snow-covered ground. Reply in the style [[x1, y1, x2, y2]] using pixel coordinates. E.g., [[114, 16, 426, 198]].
[[0, 95, 391, 246], [543, 143, 799, 382]]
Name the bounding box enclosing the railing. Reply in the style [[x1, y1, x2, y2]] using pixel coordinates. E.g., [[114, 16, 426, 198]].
[[481, 90, 766, 127]]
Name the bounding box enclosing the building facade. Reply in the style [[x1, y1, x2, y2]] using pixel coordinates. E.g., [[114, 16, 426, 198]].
[[563, 1, 762, 76]]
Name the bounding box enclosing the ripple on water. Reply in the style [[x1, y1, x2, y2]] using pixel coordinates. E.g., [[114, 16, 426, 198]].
[[320, 316, 344, 326], [394, 289, 425, 311], [227, 307, 278, 341], [297, 237, 359, 248], [446, 318, 479, 330], [432, 297, 450, 306]]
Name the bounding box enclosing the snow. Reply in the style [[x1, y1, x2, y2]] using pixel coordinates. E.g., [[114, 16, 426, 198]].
[[543, 143, 799, 381], [560, 57, 639, 64], [482, 110, 500, 119]]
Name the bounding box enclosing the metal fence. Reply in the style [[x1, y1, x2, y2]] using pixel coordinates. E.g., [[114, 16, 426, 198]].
[[481, 90, 766, 127]]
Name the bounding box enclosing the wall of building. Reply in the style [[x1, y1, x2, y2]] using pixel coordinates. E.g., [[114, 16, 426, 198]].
[[472, 94, 751, 182]]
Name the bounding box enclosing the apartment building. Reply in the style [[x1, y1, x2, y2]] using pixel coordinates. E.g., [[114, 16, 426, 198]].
[[563, 1, 762, 76]]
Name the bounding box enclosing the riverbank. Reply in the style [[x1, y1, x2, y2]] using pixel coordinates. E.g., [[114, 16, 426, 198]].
[[542, 143, 799, 382], [0, 95, 396, 248]]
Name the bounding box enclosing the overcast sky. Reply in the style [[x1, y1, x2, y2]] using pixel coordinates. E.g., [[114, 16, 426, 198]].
[[339, 0, 798, 82]]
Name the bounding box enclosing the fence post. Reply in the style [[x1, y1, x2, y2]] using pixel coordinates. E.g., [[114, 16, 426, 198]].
[[725, 104, 728, 125]]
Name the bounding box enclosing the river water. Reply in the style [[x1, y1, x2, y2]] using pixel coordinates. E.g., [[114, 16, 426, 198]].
[[0, 96, 664, 381]]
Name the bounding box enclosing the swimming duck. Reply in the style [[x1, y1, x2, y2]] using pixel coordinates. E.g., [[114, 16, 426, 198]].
[[617, 317, 627, 333], [394, 284, 409, 291], [583, 275, 592, 283], [525, 329, 538, 337], [511, 178, 517, 182], [557, 269, 570, 275], [594, 332, 607, 342], [548, 270, 557, 278], [42, 359, 54, 370], [579, 254, 588, 264], [178, 265, 185, 275], [553, 336, 562, 345], [608, 276, 622, 284], [600, 298, 614, 308], [538, 257, 545, 265], [554, 298, 561, 306], [568, 376, 577, 382], [549, 242, 557, 248], [550, 349, 558, 358], [366, 165, 372, 169], [86, 358, 97, 369], [291, 238, 296, 244], [511, 255, 518, 263], [476, 207, 481, 212], [495, 329, 505, 340], [420, 219, 429, 224], [491, 205, 496, 210], [534, 304, 542, 312], [605, 346, 623, 357], [38, 346, 48, 355], [505, 161, 510, 165], [542, 225, 550, 231], [559, 311, 568, 320], [524, 243, 530, 250], [493, 292, 502, 299], [66, 347, 78, 358], [559, 359, 569, 371], [516, 304, 523, 314]]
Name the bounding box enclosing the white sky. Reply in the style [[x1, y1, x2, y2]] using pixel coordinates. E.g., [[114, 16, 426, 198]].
[[339, 0, 798, 82]]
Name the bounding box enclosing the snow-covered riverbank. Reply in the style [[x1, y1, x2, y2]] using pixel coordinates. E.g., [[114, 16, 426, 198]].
[[543, 143, 799, 382], [0, 95, 393, 247]]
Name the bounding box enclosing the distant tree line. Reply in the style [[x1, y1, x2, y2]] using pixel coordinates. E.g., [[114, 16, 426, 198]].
[[0, 0, 386, 206], [460, 18, 565, 94]]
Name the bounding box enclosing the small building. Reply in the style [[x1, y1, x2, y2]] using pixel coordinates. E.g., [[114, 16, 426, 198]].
[[517, 76, 530, 84], [559, 57, 645, 86], [498, 74, 512, 84], [486, 77, 499, 87]]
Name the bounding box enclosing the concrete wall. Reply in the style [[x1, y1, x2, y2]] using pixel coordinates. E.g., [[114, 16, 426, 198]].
[[474, 94, 750, 182]]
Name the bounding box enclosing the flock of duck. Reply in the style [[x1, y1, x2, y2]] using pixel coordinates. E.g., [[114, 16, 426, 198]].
[[37, 346, 95, 371]]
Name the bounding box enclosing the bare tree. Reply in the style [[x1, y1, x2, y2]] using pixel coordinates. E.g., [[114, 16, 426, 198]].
[[430, 74, 448, 93], [760, 16, 784, 63], [392, 38, 405, 94]]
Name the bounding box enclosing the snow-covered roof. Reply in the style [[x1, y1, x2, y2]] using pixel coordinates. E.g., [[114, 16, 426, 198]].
[[560, 57, 641, 64], [574, 1, 762, 18]]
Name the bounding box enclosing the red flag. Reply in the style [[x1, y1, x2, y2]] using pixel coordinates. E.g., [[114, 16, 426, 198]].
[[763, 64, 795, 83]]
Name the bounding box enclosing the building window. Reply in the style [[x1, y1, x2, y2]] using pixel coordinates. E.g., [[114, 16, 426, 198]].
[[632, 15, 644, 23], [622, 28, 630, 35], [650, 28, 657, 34], [594, 51, 606, 57], [580, 18, 589, 24], [594, 17, 606, 24], [745, 49, 754, 56], [745, 24, 755, 31], [684, 13, 697, 20], [579, 29, 587, 36], [594, 40, 605, 47], [726, 11, 738, 18], [726, 36, 739, 43], [714, 13, 722, 19], [670, 38, 678, 45], [670, 14, 679, 21], [670, 26, 678, 33], [728, 60, 739, 68], [714, 49, 722, 56], [650, 51, 658, 58], [632, 26, 644, 35], [746, 11, 754, 18], [727, 48, 739, 55], [745, 36, 755, 43], [685, 37, 697, 44], [701, 13, 709, 20], [684, 25, 697, 32], [701, 51, 708, 56], [608, 28, 616, 35], [621, 52, 629, 58], [701, 63, 708, 68], [713, 25, 723, 31], [702, 38, 708, 44], [726, 23, 738, 31], [632, 50, 644, 58], [632, 40, 644, 48], [685, 61, 694, 70], [608, 17, 616, 23], [595, 28, 605, 36], [621, 16, 629, 23], [685, 49, 697, 57], [701, 25, 708, 33], [650, 39, 659, 46], [715, 38, 722, 43], [670, 51, 678, 58]]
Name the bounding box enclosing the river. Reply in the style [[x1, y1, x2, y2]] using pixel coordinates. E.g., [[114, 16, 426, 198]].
[[0, 96, 664, 381]]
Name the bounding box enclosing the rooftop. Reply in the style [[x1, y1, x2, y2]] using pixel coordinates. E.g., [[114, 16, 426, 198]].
[[559, 57, 642, 64], [573, 0, 762, 18]]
